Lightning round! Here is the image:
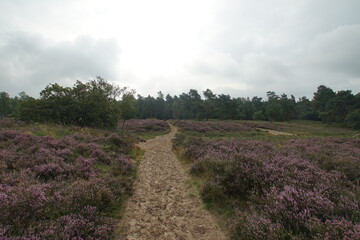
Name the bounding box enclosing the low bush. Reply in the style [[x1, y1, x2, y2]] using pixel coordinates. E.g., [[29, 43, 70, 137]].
[[0, 129, 135, 239], [172, 120, 252, 133], [174, 133, 360, 239], [122, 119, 170, 134]]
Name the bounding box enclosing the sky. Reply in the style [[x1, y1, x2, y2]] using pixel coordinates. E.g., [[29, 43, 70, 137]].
[[0, 0, 360, 99]]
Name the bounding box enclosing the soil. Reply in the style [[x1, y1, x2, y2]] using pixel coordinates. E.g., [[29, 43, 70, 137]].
[[255, 127, 295, 136], [117, 125, 226, 240]]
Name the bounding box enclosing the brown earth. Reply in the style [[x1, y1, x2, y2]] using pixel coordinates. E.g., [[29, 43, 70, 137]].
[[117, 125, 226, 240]]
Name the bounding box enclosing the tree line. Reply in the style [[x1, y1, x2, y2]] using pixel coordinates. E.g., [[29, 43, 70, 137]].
[[1, 78, 359, 129], [136, 85, 360, 129], [0, 77, 137, 129]]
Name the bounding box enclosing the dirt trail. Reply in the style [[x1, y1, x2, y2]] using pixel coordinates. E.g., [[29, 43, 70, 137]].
[[118, 125, 226, 240], [255, 127, 295, 136]]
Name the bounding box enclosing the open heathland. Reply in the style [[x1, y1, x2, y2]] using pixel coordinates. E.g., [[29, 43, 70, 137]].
[[1, 118, 359, 239], [173, 120, 360, 240], [0, 119, 170, 239]]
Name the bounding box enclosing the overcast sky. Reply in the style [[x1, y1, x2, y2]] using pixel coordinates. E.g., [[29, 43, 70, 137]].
[[1, 0, 359, 99]]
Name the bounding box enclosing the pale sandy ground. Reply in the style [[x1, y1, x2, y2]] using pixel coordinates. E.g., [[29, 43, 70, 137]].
[[117, 125, 226, 240], [256, 127, 296, 136]]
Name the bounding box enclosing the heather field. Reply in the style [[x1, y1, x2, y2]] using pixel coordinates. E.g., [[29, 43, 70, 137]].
[[172, 119, 293, 134], [0, 119, 169, 239], [1, 118, 359, 239], [122, 119, 170, 139], [173, 120, 360, 240]]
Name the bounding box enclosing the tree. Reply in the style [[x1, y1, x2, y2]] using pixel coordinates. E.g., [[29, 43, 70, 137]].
[[203, 89, 216, 100], [39, 83, 73, 124], [322, 90, 354, 123], [215, 94, 237, 119], [251, 96, 263, 112], [163, 94, 174, 120], [172, 95, 182, 119], [17, 77, 125, 129], [354, 93, 360, 110], [253, 110, 266, 120], [119, 91, 137, 134], [18, 97, 43, 122], [136, 94, 145, 118], [296, 96, 318, 120], [279, 94, 296, 121], [142, 95, 157, 119], [266, 103, 282, 122], [202, 89, 216, 120], [0, 92, 10, 118], [267, 91, 279, 103], [174, 91, 200, 119], [155, 91, 165, 119], [236, 97, 255, 120], [7, 96, 20, 117], [345, 110, 360, 129], [312, 85, 336, 117], [188, 89, 202, 119]]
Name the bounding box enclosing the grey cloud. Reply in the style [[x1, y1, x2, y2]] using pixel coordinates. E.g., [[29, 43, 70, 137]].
[[187, 52, 241, 80], [1, 1, 360, 99], [304, 25, 360, 76], [0, 32, 119, 97], [298, 0, 360, 34], [213, 0, 360, 56], [240, 52, 292, 83], [188, 0, 360, 98], [185, 51, 293, 98]]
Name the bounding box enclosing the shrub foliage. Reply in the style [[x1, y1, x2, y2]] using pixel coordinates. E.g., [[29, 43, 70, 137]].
[[0, 128, 135, 239], [18, 77, 127, 129], [174, 121, 360, 240]]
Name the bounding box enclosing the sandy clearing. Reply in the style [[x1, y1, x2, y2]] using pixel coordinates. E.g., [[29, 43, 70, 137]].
[[255, 127, 296, 136], [117, 125, 226, 240]]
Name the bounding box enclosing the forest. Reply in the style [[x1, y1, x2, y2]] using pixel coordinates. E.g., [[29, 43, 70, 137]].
[[1, 77, 359, 129]]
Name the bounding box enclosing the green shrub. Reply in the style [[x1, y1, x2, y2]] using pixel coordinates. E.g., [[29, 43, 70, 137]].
[[345, 110, 360, 130]]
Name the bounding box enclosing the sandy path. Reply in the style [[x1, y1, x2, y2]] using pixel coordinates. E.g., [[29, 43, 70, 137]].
[[118, 125, 226, 240], [255, 127, 295, 136]]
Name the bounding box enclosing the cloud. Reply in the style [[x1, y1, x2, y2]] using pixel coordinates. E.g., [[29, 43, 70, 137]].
[[240, 52, 292, 83], [0, 1, 360, 99], [0, 32, 120, 97], [304, 25, 360, 76], [187, 52, 241, 79], [184, 50, 294, 97]]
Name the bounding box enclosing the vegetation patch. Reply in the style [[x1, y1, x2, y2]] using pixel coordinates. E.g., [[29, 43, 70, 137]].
[[0, 122, 138, 239], [122, 119, 170, 139], [173, 120, 360, 240]]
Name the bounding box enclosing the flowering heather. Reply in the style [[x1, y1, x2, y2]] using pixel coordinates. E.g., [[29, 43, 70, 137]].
[[0, 129, 135, 239], [121, 119, 170, 133], [174, 133, 360, 239], [282, 137, 360, 182], [173, 120, 253, 133]]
